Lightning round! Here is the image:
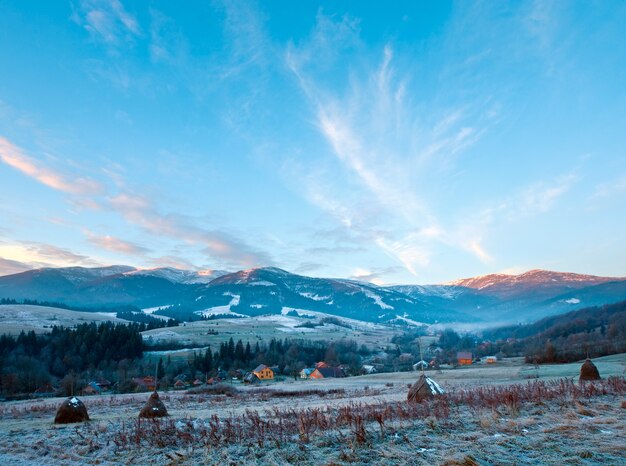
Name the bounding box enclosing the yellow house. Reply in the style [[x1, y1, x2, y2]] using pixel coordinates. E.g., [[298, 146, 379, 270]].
[[252, 364, 274, 380]]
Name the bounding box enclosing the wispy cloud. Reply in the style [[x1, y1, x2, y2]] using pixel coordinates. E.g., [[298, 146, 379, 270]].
[[143, 255, 201, 271], [0, 137, 103, 195], [107, 192, 272, 268], [349, 266, 403, 286], [0, 242, 101, 270], [590, 174, 626, 202], [74, 0, 141, 47], [305, 245, 365, 255], [85, 231, 151, 256], [215, 0, 270, 78], [0, 257, 31, 276], [286, 15, 495, 275], [509, 173, 579, 220], [21, 242, 99, 266], [294, 261, 325, 274]]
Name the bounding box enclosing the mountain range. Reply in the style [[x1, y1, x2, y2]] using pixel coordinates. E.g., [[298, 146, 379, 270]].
[[0, 266, 625, 326]]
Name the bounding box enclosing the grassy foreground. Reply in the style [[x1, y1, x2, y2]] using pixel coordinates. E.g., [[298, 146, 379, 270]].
[[1, 356, 625, 465]]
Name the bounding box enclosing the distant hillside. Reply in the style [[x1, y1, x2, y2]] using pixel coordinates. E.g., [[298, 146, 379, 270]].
[[447, 269, 621, 298], [483, 300, 626, 363], [1, 265, 625, 326], [392, 270, 626, 322], [163, 267, 472, 324], [0, 266, 199, 308], [0, 304, 128, 335]]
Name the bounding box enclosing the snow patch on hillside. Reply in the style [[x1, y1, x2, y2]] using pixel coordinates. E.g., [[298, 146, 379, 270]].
[[195, 293, 243, 317], [142, 305, 172, 315], [280, 307, 385, 331], [196, 308, 247, 318], [299, 292, 331, 301], [257, 314, 316, 333], [363, 289, 393, 309], [393, 314, 427, 327], [222, 292, 241, 306], [249, 280, 276, 286]]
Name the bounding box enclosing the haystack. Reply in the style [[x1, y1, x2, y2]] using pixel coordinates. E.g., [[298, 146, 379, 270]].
[[579, 358, 601, 382], [54, 396, 89, 424], [407, 373, 444, 403], [139, 391, 168, 418]]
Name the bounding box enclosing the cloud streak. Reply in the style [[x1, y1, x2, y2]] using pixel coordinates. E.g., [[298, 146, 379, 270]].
[[0, 257, 31, 276], [0, 242, 101, 272], [108, 192, 272, 268], [85, 231, 151, 256], [0, 137, 103, 195], [286, 16, 494, 275], [75, 0, 141, 46]]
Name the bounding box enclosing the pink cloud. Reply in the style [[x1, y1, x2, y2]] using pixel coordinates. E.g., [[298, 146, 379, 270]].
[[0, 257, 31, 276], [85, 231, 150, 256], [0, 137, 103, 195], [107, 192, 272, 267]]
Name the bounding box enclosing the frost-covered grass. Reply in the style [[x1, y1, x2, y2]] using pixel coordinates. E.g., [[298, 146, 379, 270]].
[[2, 355, 625, 464], [0, 304, 125, 335], [1, 377, 625, 465], [141, 309, 397, 349]]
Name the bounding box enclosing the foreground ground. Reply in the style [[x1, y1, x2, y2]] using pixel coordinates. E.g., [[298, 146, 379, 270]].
[[0, 354, 625, 465]]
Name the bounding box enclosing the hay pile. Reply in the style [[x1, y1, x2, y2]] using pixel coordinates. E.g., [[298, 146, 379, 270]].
[[54, 396, 89, 424], [407, 374, 444, 403], [139, 391, 168, 418], [579, 358, 601, 382]]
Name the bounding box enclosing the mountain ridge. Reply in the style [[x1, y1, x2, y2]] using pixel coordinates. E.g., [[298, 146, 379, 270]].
[[0, 265, 625, 325]]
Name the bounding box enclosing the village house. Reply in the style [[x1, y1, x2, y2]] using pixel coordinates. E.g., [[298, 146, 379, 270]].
[[82, 381, 103, 395], [361, 364, 377, 375], [206, 376, 220, 385], [252, 364, 274, 380], [310, 367, 345, 379], [95, 378, 112, 390], [413, 360, 429, 371], [456, 352, 473, 366], [243, 372, 259, 384], [33, 383, 56, 398], [132, 376, 156, 391]]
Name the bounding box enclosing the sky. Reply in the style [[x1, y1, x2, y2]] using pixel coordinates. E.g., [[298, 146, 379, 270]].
[[0, 1, 625, 285]]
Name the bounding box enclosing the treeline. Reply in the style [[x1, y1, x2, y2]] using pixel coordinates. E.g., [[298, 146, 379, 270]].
[[181, 337, 371, 380], [433, 300, 626, 365], [152, 304, 237, 322], [115, 310, 179, 327], [1, 297, 73, 309], [0, 322, 145, 395], [520, 300, 626, 363]]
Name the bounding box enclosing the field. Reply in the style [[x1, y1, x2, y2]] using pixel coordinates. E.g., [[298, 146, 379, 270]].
[[0, 304, 125, 336], [1, 354, 625, 465], [0, 304, 415, 350], [142, 311, 409, 351]]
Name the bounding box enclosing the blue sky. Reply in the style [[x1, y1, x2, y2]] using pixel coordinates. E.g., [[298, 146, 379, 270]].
[[0, 1, 625, 284]]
